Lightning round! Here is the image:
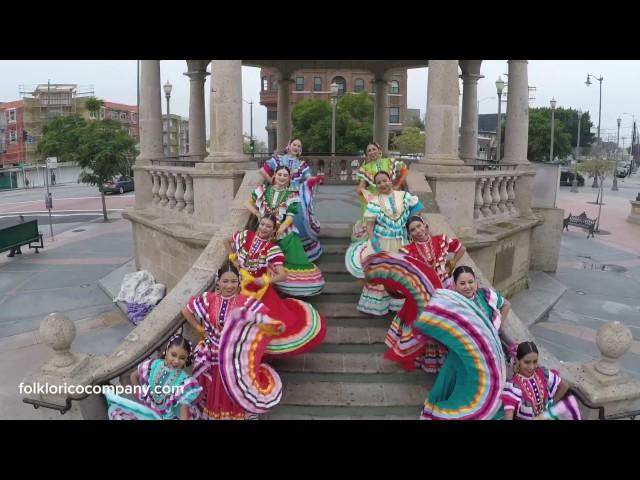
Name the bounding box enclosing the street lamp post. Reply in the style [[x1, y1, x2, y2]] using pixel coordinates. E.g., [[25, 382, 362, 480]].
[[163, 81, 173, 157], [330, 82, 339, 156], [495, 77, 506, 162], [586, 74, 603, 188], [549, 97, 557, 163], [613, 116, 621, 191], [571, 110, 583, 193]]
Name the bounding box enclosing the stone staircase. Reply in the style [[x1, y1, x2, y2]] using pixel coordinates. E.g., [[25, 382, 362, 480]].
[[265, 227, 433, 420]]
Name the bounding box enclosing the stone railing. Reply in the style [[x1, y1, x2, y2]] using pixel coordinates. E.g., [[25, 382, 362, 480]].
[[473, 171, 520, 224], [21, 170, 264, 418], [146, 166, 195, 216]]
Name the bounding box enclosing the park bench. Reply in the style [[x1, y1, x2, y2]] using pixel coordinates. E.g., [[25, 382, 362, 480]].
[[563, 212, 596, 238], [0, 219, 44, 254]]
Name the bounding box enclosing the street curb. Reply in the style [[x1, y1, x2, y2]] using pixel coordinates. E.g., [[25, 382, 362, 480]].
[[510, 271, 567, 328], [97, 258, 136, 317]]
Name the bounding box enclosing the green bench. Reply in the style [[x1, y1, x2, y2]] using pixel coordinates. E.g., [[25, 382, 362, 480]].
[[0, 219, 44, 254]]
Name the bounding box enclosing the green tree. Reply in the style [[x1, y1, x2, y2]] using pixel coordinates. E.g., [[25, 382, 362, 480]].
[[77, 120, 137, 221], [391, 127, 425, 154], [527, 109, 572, 161], [37, 115, 87, 163], [85, 96, 104, 120], [407, 114, 425, 131], [292, 92, 374, 153], [243, 137, 267, 154]]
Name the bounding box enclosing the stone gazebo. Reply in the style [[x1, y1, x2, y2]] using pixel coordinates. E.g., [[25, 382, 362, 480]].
[[23, 60, 640, 420]]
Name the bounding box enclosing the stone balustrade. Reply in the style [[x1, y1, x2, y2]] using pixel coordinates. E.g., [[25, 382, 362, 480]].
[[146, 167, 195, 215], [473, 171, 520, 224], [255, 154, 362, 185]]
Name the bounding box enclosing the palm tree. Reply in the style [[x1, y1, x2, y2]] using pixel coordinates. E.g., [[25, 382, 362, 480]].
[[85, 96, 104, 121]]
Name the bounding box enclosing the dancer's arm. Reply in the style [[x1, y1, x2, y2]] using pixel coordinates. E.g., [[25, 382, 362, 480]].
[[259, 168, 272, 183], [245, 198, 260, 218], [179, 404, 190, 420], [554, 378, 570, 402], [182, 306, 202, 333], [277, 216, 293, 237], [499, 298, 511, 326], [130, 369, 140, 387], [503, 409, 515, 420], [255, 264, 287, 286], [223, 235, 236, 255]]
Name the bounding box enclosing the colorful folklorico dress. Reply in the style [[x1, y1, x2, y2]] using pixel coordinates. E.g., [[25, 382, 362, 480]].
[[353, 157, 408, 239], [186, 291, 259, 420], [361, 251, 506, 420], [106, 358, 202, 420], [233, 228, 326, 357], [262, 154, 323, 261], [251, 184, 324, 297], [502, 367, 581, 420], [345, 190, 422, 316]]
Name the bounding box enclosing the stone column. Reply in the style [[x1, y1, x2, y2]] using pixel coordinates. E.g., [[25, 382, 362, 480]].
[[135, 60, 163, 209], [459, 60, 483, 163], [373, 78, 389, 154], [204, 60, 245, 163], [184, 60, 210, 161], [422, 60, 465, 167], [277, 77, 293, 150], [503, 60, 530, 165]]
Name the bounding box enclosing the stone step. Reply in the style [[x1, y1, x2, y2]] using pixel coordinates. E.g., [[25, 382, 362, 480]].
[[316, 261, 346, 274], [319, 243, 348, 255], [313, 301, 377, 319], [323, 325, 387, 344], [318, 226, 352, 239], [322, 281, 362, 294], [263, 405, 420, 420], [323, 316, 392, 328], [313, 343, 386, 354], [271, 352, 403, 374], [279, 380, 430, 407]]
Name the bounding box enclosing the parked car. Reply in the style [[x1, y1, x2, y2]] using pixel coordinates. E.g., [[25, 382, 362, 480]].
[[560, 167, 584, 186], [102, 176, 134, 194], [616, 162, 631, 178]]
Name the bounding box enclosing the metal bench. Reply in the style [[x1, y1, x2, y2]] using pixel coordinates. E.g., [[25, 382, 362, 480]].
[[563, 212, 596, 238], [0, 219, 44, 254]]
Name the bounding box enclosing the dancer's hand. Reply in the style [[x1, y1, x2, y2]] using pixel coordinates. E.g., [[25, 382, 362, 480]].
[[371, 237, 382, 253]]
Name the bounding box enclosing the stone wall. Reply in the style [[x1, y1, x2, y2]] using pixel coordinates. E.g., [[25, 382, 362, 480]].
[[530, 207, 564, 272], [131, 221, 207, 290]]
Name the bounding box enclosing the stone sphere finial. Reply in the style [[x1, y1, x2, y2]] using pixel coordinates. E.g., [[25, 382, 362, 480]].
[[595, 321, 632, 376], [39, 313, 77, 368]]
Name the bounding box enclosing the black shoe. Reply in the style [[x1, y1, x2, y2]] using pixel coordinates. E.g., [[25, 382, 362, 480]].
[[7, 254, 15, 258], [16, 250, 22, 255]]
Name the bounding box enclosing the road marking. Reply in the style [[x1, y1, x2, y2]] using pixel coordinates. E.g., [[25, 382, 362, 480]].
[[0, 210, 123, 217], [0, 195, 134, 207]]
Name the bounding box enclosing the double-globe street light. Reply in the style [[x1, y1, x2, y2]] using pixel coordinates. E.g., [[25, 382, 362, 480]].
[[549, 97, 557, 163], [330, 82, 339, 156], [495, 77, 506, 162], [571, 110, 583, 193], [163, 80, 173, 156]]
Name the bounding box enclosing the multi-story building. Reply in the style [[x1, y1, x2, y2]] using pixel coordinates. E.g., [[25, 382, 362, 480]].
[[162, 114, 189, 156], [259, 68, 408, 152], [0, 84, 138, 168]]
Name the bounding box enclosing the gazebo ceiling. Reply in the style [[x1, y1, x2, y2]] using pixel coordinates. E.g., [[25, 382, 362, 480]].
[[242, 60, 429, 74]]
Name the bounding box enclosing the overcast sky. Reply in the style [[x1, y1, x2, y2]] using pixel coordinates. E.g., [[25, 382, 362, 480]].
[[1, 60, 638, 146]]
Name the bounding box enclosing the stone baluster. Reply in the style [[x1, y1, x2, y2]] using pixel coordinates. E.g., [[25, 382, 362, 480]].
[[490, 176, 501, 214], [158, 172, 168, 207], [474, 178, 483, 219], [184, 174, 194, 214], [166, 172, 177, 209], [150, 171, 160, 205], [481, 177, 492, 217], [507, 176, 516, 211], [174, 173, 186, 211], [498, 176, 508, 212]]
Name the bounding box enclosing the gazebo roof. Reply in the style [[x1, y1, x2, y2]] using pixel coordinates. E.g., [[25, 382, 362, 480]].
[[242, 60, 429, 74]]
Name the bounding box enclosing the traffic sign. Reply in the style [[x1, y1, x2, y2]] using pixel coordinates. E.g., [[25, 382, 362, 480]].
[[46, 157, 58, 169]]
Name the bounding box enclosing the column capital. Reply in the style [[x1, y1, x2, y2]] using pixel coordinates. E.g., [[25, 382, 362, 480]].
[[459, 60, 483, 76], [459, 73, 484, 83], [184, 70, 209, 82], [186, 59, 210, 72]]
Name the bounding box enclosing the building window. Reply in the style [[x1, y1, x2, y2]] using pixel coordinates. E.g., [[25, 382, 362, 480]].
[[10, 129, 17, 143], [120, 112, 128, 120], [331, 76, 346, 96], [132, 113, 137, 122], [8, 109, 16, 123], [389, 107, 400, 124], [354, 78, 365, 93], [390, 80, 400, 95], [89, 111, 98, 119], [267, 110, 277, 121], [295, 77, 304, 91], [111, 111, 119, 120], [262, 77, 269, 91], [313, 77, 322, 92]]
